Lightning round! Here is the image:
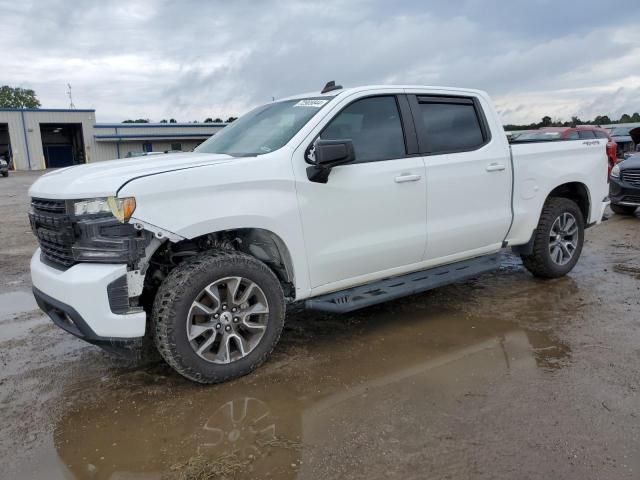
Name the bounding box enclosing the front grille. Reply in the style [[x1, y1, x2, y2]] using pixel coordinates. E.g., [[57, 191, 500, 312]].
[[622, 169, 640, 187], [31, 198, 67, 214], [29, 198, 75, 269], [621, 195, 640, 205]]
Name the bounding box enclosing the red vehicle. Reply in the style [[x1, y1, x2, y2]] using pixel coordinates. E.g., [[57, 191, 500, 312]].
[[514, 126, 618, 176]]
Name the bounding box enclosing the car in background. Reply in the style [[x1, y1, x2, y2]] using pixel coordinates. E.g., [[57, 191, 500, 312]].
[[605, 125, 636, 159], [609, 154, 640, 216], [0, 156, 9, 177], [511, 126, 618, 176]]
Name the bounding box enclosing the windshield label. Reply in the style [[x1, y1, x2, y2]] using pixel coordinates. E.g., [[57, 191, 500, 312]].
[[294, 99, 328, 108]]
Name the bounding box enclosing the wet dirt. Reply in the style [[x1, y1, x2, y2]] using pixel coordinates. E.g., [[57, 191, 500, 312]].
[[0, 172, 639, 479]]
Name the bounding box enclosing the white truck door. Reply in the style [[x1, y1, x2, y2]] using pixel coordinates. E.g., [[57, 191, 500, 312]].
[[293, 95, 427, 289], [409, 94, 513, 260]]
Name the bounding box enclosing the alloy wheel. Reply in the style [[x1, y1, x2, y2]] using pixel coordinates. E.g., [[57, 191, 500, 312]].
[[548, 212, 579, 266], [186, 277, 269, 364]]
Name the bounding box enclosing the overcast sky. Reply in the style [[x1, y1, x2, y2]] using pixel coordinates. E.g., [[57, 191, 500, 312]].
[[2, 0, 640, 124]]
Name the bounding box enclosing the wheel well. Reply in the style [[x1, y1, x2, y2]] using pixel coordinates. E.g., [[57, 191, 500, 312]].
[[142, 229, 296, 305], [547, 182, 590, 221]]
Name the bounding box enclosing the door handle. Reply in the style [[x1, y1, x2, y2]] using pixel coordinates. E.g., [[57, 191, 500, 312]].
[[486, 163, 506, 172], [394, 173, 422, 183]]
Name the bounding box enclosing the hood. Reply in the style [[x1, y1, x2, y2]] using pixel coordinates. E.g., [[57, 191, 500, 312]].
[[29, 152, 235, 199], [619, 154, 640, 169], [611, 134, 633, 144]]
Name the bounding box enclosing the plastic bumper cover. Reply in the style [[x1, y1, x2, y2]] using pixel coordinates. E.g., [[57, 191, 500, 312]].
[[30, 249, 146, 340], [609, 177, 640, 206], [597, 199, 610, 224]]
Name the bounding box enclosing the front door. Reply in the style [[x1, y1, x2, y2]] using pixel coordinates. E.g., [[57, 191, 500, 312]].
[[293, 95, 427, 289]]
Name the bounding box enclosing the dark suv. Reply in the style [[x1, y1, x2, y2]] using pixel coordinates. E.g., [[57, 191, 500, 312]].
[[609, 155, 640, 215]]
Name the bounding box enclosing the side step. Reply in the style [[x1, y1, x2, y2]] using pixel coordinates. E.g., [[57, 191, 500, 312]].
[[305, 254, 500, 313]]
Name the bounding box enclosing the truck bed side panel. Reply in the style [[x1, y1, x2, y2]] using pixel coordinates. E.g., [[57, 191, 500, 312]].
[[507, 140, 609, 246]]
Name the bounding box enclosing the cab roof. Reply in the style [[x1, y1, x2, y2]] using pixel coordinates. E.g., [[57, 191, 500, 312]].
[[278, 84, 488, 102]]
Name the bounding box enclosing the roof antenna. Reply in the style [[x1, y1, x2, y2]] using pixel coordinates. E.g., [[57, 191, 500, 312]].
[[321, 80, 343, 94]]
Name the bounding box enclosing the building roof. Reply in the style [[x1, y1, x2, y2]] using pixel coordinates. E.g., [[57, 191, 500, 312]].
[[0, 108, 95, 112], [94, 133, 217, 141], [94, 122, 228, 128]]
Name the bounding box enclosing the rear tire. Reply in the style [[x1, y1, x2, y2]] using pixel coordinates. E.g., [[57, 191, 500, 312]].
[[1, 172, 7, 177], [152, 250, 285, 384], [610, 203, 637, 216], [521, 197, 584, 279]]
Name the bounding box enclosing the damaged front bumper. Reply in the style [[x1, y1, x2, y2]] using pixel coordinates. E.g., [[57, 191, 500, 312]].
[[31, 250, 146, 349]]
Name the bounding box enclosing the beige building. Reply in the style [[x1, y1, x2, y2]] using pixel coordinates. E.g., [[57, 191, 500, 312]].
[[0, 108, 226, 171]]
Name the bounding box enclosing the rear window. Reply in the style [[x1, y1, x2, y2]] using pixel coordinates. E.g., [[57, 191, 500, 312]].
[[594, 130, 609, 139], [578, 130, 596, 139], [416, 100, 485, 153]]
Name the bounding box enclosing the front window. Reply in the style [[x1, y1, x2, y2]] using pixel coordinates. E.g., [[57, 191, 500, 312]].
[[320, 96, 406, 163], [195, 97, 333, 157]]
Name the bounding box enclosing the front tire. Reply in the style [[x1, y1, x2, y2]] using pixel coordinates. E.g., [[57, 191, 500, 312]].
[[610, 203, 637, 216], [521, 197, 584, 279], [152, 250, 285, 384]]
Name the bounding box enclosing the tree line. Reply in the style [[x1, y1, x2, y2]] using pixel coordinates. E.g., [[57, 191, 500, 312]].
[[122, 117, 238, 124], [504, 112, 640, 131]]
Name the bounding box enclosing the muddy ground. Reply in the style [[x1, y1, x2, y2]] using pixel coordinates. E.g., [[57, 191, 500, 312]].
[[0, 171, 639, 480]]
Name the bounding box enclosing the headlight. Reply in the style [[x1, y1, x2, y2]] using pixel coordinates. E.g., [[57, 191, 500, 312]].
[[610, 164, 621, 178], [73, 197, 136, 223], [0, 159, 7, 166]]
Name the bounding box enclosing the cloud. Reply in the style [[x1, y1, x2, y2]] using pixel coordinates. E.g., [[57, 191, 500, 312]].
[[1, 0, 640, 123]]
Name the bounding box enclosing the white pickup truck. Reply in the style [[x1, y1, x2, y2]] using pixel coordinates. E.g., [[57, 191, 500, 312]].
[[29, 83, 609, 383]]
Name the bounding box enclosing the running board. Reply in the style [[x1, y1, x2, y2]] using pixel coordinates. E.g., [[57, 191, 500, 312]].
[[305, 254, 500, 313]]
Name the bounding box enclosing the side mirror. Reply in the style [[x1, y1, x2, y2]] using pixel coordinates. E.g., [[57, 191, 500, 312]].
[[306, 139, 355, 183]]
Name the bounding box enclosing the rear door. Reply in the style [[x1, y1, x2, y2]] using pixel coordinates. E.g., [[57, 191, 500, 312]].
[[408, 93, 513, 260]]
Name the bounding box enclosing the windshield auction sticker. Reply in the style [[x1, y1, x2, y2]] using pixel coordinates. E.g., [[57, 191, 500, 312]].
[[294, 99, 329, 108]]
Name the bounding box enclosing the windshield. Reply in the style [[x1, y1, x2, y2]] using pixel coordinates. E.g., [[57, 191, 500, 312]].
[[195, 97, 333, 156], [514, 131, 562, 141]]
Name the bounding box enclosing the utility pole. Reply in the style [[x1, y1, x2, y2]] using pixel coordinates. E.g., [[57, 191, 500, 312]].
[[67, 83, 75, 109]]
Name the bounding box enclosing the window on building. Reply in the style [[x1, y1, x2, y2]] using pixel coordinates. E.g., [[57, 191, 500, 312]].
[[142, 142, 153, 153], [416, 100, 485, 154], [320, 96, 406, 163], [171, 143, 182, 151]]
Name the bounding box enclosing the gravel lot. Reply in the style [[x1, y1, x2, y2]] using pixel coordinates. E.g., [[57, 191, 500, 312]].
[[0, 171, 639, 480]]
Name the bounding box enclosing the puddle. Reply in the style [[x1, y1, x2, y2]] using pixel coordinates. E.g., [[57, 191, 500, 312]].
[[6, 250, 638, 480], [23, 298, 570, 480], [0, 290, 38, 318]]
